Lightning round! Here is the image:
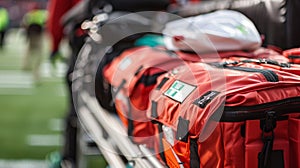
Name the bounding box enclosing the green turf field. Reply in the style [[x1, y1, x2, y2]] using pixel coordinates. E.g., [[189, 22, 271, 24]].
[[0, 29, 106, 167]]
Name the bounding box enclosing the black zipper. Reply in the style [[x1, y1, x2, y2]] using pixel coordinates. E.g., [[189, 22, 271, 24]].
[[212, 97, 300, 122], [241, 59, 291, 68], [209, 60, 281, 82], [224, 66, 279, 82]]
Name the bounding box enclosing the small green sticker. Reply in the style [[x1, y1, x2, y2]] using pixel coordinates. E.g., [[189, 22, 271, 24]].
[[171, 91, 177, 97], [172, 82, 184, 91], [164, 80, 196, 103]]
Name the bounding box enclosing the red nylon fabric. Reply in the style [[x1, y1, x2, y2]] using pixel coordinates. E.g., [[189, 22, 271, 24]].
[[149, 52, 300, 167], [283, 48, 300, 64], [103, 46, 187, 147], [47, 0, 81, 52], [99, 45, 300, 167]]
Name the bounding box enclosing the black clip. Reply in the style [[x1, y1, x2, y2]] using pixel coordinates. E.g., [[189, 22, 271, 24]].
[[260, 111, 276, 133], [220, 61, 239, 67]]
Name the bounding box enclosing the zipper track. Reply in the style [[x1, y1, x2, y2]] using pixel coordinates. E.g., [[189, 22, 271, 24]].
[[213, 97, 300, 122], [224, 66, 279, 82]]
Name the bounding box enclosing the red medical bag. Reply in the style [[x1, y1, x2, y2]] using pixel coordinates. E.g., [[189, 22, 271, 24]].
[[103, 46, 186, 147], [149, 55, 300, 168]]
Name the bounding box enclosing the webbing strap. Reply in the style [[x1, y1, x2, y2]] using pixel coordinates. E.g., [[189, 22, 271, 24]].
[[258, 136, 274, 168], [258, 111, 276, 168], [126, 97, 134, 139], [112, 79, 126, 99], [158, 123, 167, 164], [156, 77, 169, 90], [111, 79, 135, 139], [190, 139, 200, 168]]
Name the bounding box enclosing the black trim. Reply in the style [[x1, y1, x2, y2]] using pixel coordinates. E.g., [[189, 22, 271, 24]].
[[288, 55, 300, 59], [126, 97, 134, 140], [224, 66, 279, 82], [190, 138, 200, 168], [134, 65, 144, 76], [136, 72, 165, 87], [176, 117, 189, 142], [288, 55, 300, 63], [156, 77, 169, 90], [209, 61, 280, 82], [217, 97, 300, 122]]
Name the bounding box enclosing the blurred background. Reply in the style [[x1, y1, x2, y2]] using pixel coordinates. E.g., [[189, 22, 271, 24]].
[[0, 0, 105, 167], [0, 0, 47, 28]]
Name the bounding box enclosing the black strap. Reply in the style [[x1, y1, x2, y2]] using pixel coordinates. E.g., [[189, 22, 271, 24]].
[[288, 55, 300, 59], [288, 55, 300, 63], [190, 138, 200, 168], [156, 77, 169, 90], [134, 65, 144, 76], [111, 79, 135, 139], [219, 65, 279, 82], [258, 135, 274, 168], [112, 79, 126, 98], [258, 111, 276, 168], [136, 72, 165, 87], [158, 123, 167, 164], [126, 97, 134, 139]]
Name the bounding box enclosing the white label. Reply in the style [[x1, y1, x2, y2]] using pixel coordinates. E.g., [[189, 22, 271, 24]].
[[118, 57, 132, 71], [162, 125, 174, 146], [164, 80, 196, 103]]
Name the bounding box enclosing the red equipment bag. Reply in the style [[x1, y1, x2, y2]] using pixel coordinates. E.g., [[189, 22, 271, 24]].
[[283, 48, 300, 64], [101, 44, 275, 145], [149, 53, 300, 168], [101, 45, 291, 148], [102, 46, 187, 147]]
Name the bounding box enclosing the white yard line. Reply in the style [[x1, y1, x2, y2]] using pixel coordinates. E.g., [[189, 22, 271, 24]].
[[0, 159, 47, 168], [0, 71, 33, 86], [0, 70, 34, 95], [27, 134, 62, 147]]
